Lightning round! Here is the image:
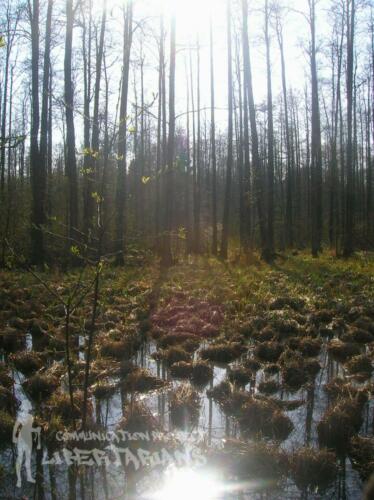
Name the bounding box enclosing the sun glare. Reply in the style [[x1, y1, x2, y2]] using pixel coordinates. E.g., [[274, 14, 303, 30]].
[[145, 467, 223, 500], [162, 0, 218, 33]]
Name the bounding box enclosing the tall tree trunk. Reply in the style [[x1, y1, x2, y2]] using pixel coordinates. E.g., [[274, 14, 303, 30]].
[[65, 0, 79, 240], [115, 0, 133, 262], [210, 17, 218, 256], [265, 0, 274, 259], [309, 0, 323, 257], [242, 0, 267, 256], [220, 0, 233, 260], [30, 0, 45, 264], [343, 0, 355, 256], [161, 13, 176, 266]]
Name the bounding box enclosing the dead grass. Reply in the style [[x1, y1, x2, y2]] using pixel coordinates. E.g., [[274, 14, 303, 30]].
[[22, 373, 59, 402], [254, 341, 284, 363], [122, 368, 167, 393], [170, 383, 200, 429], [349, 436, 374, 481], [327, 339, 361, 363], [289, 447, 337, 493], [200, 342, 246, 364], [10, 351, 43, 376], [0, 410, 14, 447]]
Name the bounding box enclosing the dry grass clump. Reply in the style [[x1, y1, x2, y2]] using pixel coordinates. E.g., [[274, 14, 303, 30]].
[[258, 379, 280, 395], [264, 363, 280, 375], [269, 297, 305, 312], [200, 342, 246, 364], [10, 351, 43, 376], [181, 337, 201, 353], [207, 380, 249, 417], [170, 361, 193, 379], [239, 397, 293, 441], [311, 309, 334, 325], [118, 400, 159, 435], [162, 345, 192, 366], [254, 326, 278, 342], [0, 363, 13, 389], [0, 327, 25, 351], [170, 383, 200, 429], [100, 333, 141, 360], [212, 439, 286, 486], [47, 390, 88, 423], [324, 377, 368, 404], [228, 366, 252, 387], [317, 398, 364, 454], [244, 358, 261, 372], [289, 447, 337, 493], [345, 354, 373, 378], [254, 341, 283, 363], [298, 337, 322, 357], [22, 373, 59, 402], [272, 318, 301, 338], [0, 410, 14, 447], [349, 436, 374, 481], [157, 332, 198, 349], [92, 380, 118, 399], [122, 368, 167, 393], [0, 385, 19, 414], [191, 360, 213, 387], [304, 358, 321, 378], [268, 397, 304, 411], [341, 328, 374, 344], [281, 361, 308, 391], [327, 339, 361, 363]]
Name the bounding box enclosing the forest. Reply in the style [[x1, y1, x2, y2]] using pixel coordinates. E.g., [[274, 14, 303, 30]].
[[0, 0, 374, 498]]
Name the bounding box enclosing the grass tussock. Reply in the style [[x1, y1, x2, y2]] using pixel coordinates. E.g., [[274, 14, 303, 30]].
[[258, 379, 280, 395], [22, 373, 59, 402], [327, 339, 361, 363], [0, 386, 19, 415], [239, 397, 294, 441], [317, 398, 365, 454], [200, 342, 246, 364], [92, 380, 118, 399], [191, 360, 213, 387], [349, 436, 374, 481], [345, 354, 373, 378], [170, 361, 193, 379], [122, 368, 167, 393], [254, 341, 284, 363], [10, 351, 43, 376], [228, 366, 252, 386], [0, 410, 14, 447], [170, 383, 200, 429], [289, 447, 337, 493]]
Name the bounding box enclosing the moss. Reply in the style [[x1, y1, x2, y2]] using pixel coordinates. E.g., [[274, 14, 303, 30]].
[[170, 383, 200, 429], [10, 351, 43, 376], [290, 447, 337, 493], [254, 341, 283, 363]]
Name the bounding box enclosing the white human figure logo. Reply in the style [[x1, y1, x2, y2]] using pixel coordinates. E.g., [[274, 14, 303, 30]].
[[12, 411, 41, 488]]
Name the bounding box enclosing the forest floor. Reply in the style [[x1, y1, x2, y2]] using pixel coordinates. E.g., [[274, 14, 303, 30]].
[[0, 251, 374, 498]]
